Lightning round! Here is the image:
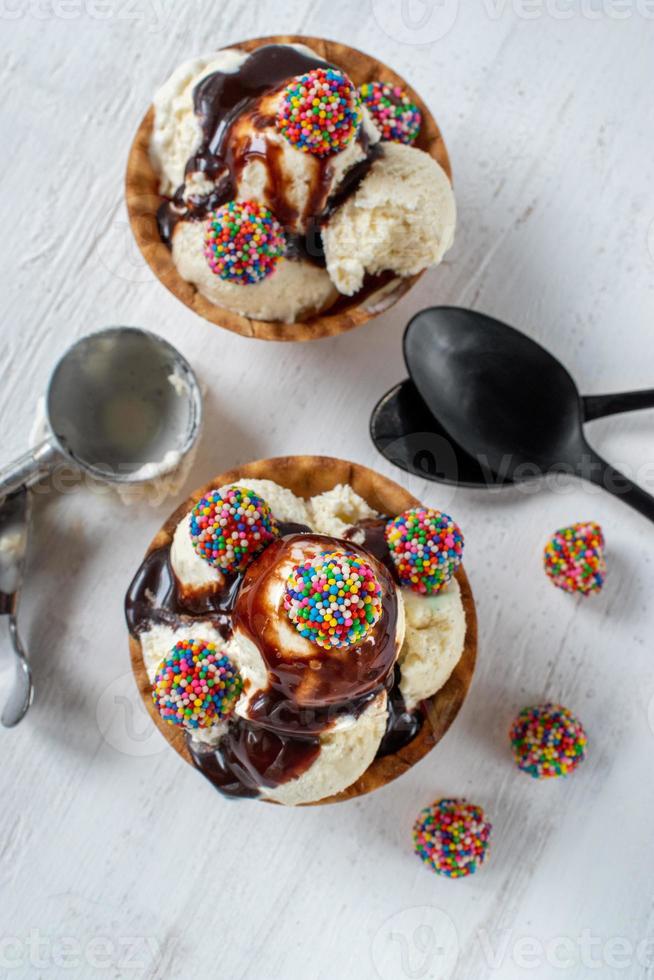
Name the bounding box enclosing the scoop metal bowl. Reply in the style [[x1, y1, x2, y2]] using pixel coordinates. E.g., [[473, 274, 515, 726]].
[[0, 326, 202, 495], [0, 326, 202, 727]]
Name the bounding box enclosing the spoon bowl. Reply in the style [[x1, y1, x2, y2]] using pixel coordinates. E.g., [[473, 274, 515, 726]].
[[371, 377, 654, 488], [404, 307, 583, 479], [370, 379, 497, 487], [400, 307, 654, 522]]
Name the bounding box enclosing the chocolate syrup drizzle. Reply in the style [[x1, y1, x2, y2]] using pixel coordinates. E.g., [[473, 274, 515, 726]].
[[125, 517, 424, 800], [156, 43, 382, 271]]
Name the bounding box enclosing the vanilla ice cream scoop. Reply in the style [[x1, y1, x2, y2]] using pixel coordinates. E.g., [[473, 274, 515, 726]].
[[233, 534, 404, 715], [322, 142, 456, 295], [148, 41, 456, 324]]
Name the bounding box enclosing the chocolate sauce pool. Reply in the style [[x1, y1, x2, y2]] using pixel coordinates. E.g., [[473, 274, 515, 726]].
[[156, 43, 381, 270], [125, 516, 424, 800]]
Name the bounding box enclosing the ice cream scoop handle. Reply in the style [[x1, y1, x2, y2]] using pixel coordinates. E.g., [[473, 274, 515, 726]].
[[0, 488, 34, 728], [583, 388, 654, 421], [0, 439, 61, 499]]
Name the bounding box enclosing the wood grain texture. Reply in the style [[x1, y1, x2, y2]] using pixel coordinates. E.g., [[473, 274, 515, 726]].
[[129, 455, 476, 804], [125, 34, 452, 342], [2, 5, 654, 979]]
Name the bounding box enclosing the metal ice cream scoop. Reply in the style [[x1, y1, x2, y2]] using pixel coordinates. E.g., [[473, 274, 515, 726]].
[[0, 326, 202, 495], [0, 326, 202, 726], [0, 489, 32, 727]]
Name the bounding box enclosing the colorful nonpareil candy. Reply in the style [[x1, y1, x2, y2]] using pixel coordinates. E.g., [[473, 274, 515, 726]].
[[284, 551, 382, 650], [190, 486, 278, 573], [277, 68, 362, 156], [153, 639, 242, 729], [543, 522, 606, 595], [360, 81, 422, 144], [204, 201, 285, 284], [510, 703, 587, 779], [413, 798, 492, 878], [386, 508, 464, 594]]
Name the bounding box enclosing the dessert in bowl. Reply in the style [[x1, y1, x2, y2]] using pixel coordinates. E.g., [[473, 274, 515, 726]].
[[126, 36, 455, 341], [126, 457, 476, 805]]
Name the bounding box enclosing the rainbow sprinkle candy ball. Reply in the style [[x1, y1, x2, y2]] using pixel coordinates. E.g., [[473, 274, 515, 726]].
[[510, 703, 587, 779], [543, 521, 606, 595], [360, 81, 422, 144], [190, 486, 279, 574], [204, 200, 285, 284], [284, 551, 383, 650], [385, 508, 464, 594], [413, 799, 491, 878], [277, 67, 362, 157], [153, 639, 243, 729]]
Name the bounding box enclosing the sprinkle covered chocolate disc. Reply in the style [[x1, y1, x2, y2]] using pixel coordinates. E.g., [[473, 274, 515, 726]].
[[153, 639, 243, 729], [385, 508, 464, 594], [190, 486, 279, 573], [360, 81, 422, 144], [203, 201, 285, 284], [543, 521, 606, 595], [284, 551, 383, 650], [277, 67, 362, 157], [510, 703, 587, 779], [413, 798, 491, 878]]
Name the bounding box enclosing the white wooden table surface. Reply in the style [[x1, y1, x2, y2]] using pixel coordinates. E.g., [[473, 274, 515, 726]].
[[1, 3, 653, 978]]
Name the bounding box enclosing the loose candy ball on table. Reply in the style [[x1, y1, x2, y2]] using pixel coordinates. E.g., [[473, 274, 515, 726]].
[[284, 551, 383, 651], [510, 703, 587, 779], [385, 508, 464, 594], [413, 798, 492, 878], [359, 81, 422, 144], [190, 486, 279, 574], [203, 201, 286, 284], [277, 68, 362, 157], [153, 639, 243, 729], [543, 521, 606, 595]]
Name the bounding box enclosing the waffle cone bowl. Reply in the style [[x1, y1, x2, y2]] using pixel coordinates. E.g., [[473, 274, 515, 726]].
[[129, 456, 476, 805], [125, 36, 452, 343]]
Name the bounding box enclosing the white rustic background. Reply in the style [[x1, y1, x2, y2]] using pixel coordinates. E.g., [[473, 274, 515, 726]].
[[1, 2, 653, 978]]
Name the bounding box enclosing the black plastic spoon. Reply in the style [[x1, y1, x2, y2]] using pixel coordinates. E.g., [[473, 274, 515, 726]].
[[400, 307, 654, 520], [371, 378, 654, 488]]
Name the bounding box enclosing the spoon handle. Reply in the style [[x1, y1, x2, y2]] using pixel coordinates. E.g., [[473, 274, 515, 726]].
[[583, 388, 654, 422], [584, 448, 654, 523]]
